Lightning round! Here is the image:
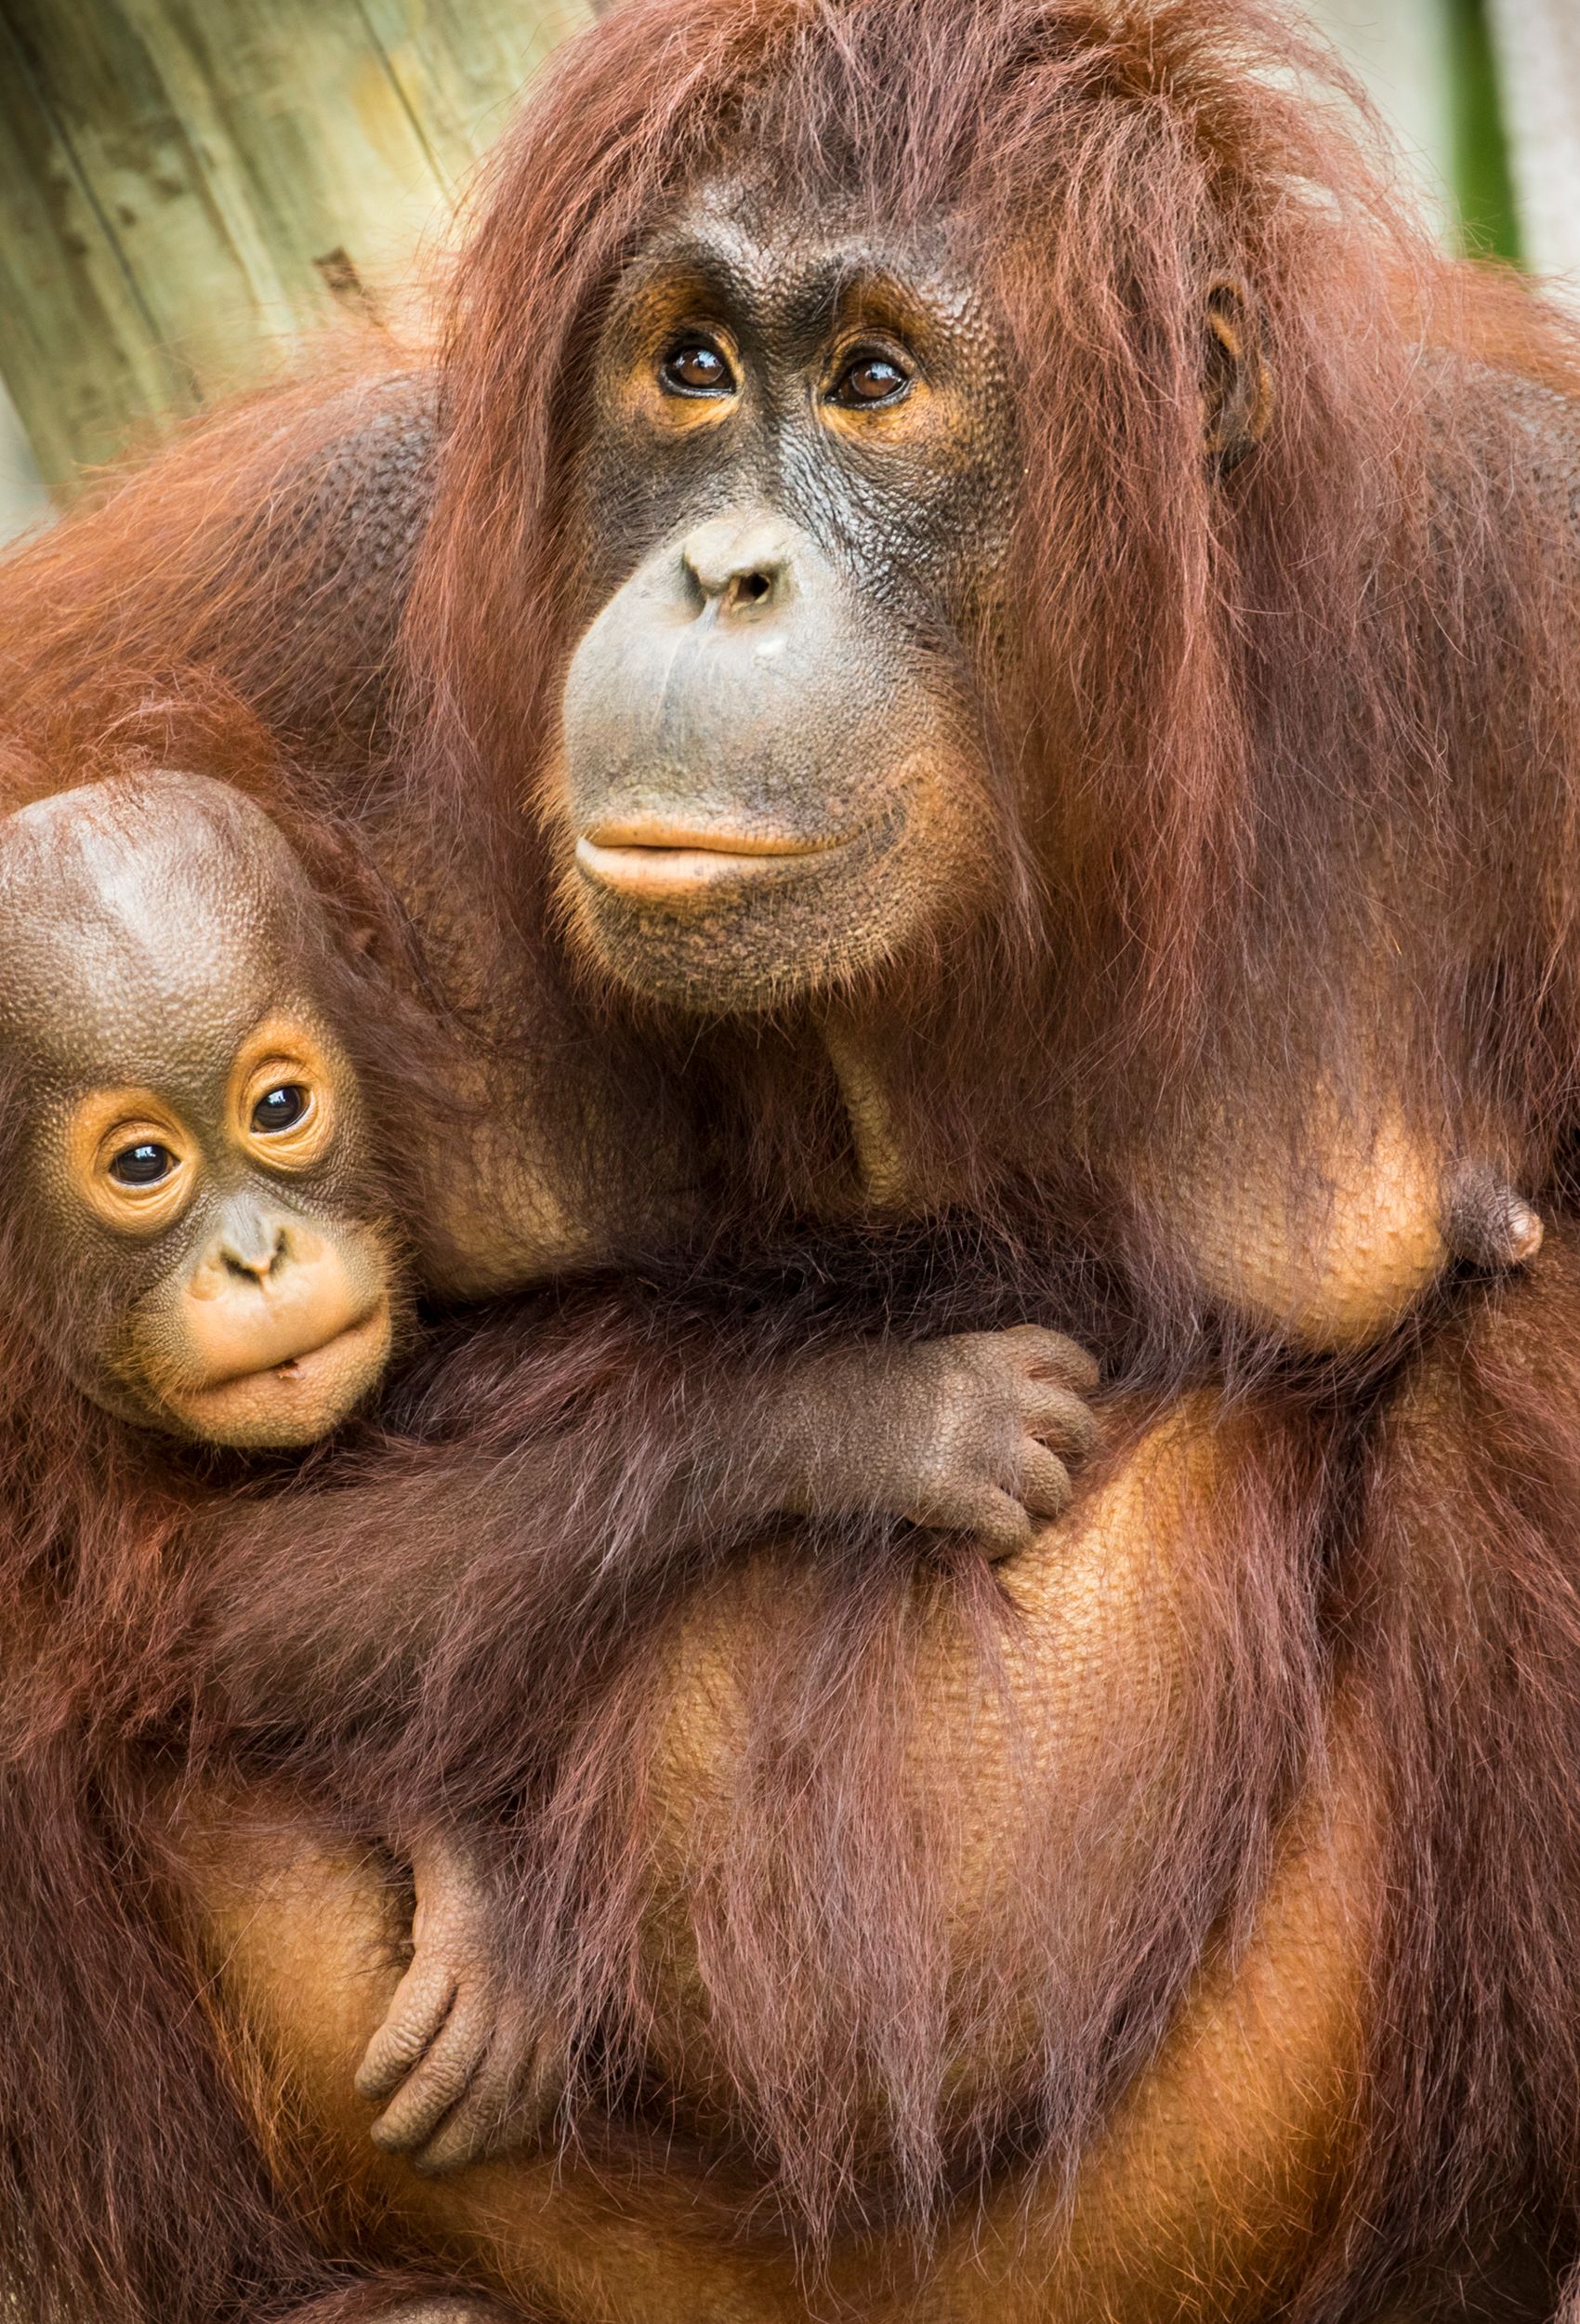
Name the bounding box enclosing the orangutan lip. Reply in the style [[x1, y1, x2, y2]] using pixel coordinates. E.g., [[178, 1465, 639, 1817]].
[[575, 825, 855, 897], [174, 1301, 389, 1406]]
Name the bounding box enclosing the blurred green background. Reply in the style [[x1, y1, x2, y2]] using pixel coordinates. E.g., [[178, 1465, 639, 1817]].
[[0, 0, 1575, 541]]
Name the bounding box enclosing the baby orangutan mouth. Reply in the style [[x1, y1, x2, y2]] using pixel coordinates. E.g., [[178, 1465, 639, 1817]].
[[164, 1296, 394, 1443]]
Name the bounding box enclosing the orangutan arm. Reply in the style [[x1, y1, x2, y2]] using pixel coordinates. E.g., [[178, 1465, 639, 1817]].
[[174, 1310, 1097, 2172], [184, 1314, 1099, 1747]]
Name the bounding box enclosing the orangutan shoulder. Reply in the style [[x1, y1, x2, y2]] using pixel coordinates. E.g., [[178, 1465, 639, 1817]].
[[172, 366, 444, 762], [296, 371, 439, 568], [1427, 349, 1580, 522]]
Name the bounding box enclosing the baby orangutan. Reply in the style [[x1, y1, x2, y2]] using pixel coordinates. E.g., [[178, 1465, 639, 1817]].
[[0, 778, 400, 1449], [0, 769, 1101, 2179]]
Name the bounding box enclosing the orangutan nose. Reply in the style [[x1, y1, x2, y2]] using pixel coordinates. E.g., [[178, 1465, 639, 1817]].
[[680, 514, 793, 618], [221, 1227, 290, 1283], [217, 1212, 291, 1285]]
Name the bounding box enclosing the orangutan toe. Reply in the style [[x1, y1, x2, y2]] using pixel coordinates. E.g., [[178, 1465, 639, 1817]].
[[997, 1322, 1101, 1392], [357, 1952, 461, 2116], [409, 2005, 568, 2176], [366, 1977, 493, 2157]]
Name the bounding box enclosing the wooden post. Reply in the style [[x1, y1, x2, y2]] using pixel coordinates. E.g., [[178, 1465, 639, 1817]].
[[0, 0, 590, 495]]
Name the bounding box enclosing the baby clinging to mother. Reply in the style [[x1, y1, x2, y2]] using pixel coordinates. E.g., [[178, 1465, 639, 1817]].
[[4, 0, 1580, 2319]]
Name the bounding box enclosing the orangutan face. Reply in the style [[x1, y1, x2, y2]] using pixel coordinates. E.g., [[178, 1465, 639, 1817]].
[[554, 184, 1020, 1015], [0, 775, 400, 1449]]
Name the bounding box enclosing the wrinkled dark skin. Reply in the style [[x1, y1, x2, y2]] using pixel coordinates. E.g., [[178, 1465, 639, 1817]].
[[556, 191, 1020, 1013]]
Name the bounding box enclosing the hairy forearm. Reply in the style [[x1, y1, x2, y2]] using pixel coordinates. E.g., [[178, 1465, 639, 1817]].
[[181, 1337, 850, 1738], [182, 1314, 1095, 1750]]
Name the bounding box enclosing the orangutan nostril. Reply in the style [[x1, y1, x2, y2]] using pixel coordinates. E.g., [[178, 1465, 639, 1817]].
[[725, 570, 772, 610]]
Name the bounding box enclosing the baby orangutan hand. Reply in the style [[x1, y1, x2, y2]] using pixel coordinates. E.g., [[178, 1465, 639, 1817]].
[[355, 1830, 565, 2176], [780, 1324, 1100, 1559]]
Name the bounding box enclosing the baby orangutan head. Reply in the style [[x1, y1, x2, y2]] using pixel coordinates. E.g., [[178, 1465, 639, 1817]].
[[0, 772, 400, 1449]]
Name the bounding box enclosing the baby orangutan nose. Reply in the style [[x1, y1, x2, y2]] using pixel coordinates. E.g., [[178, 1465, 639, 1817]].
[[162, 1198, 393, 1450], [201, 1204, 292, 1287]]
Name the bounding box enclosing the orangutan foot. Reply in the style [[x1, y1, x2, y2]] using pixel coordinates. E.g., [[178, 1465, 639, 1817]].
[[355, 1832, 567, 2176]]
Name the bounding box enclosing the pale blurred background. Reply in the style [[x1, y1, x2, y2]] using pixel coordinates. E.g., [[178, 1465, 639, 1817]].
[[1, 0, 1576, 542]]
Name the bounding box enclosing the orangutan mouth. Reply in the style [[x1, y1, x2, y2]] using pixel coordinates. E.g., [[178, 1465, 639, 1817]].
[[169, 1301, 393, 1427], [575, 820, 857, 900]]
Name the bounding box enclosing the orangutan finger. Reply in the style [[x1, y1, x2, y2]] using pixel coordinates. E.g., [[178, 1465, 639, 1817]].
[[960, 1486, 1037, 1558], [355, 1961, 459, 2105], [1020, 1381, 1099, 1459], [369, 1998, 490, 2155], [997, 1325, 1100, 1392], [409, 2059, 508, 2176], [412, 2008, 565, 2175], [1019, 1442, 1075, 1522]]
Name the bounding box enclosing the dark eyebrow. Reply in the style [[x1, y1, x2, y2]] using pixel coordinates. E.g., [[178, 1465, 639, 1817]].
[[823, 264, 950, 342], [613, 228, 960, 362]]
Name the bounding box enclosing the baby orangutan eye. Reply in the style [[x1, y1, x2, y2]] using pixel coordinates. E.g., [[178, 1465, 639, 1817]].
[[829, 350, 912, 407], [251, 1083, 309, 1134], [109, 1141, 176, 1187], [659, 338, 734, 397]]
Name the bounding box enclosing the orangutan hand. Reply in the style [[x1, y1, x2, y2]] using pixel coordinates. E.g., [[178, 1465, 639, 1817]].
[[783, 1324, 1101, 1559], [355, 1831, 565, 2176]]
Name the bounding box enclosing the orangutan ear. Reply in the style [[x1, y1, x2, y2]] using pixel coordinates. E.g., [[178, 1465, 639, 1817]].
[[1202, 279, 1271, 470]]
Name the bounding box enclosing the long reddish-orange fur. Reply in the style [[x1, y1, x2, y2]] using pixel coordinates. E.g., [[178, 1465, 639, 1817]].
[[2, 3, 1580, 2319]]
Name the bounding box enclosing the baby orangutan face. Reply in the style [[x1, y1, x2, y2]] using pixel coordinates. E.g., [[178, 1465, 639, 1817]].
[[0, 773, 399, 1449]]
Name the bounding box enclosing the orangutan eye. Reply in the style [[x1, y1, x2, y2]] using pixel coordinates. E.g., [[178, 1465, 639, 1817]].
[[252, 1083, 309, 1134], [830, 351, 912, 407], [109, 1141, 176, 1187], [659, 338, 735, 397]]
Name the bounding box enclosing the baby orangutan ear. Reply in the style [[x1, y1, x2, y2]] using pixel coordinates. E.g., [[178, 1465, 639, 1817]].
[[1203, 278, 1272, 470]]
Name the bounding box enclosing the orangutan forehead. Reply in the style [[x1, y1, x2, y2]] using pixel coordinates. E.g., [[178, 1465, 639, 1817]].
[[0, 889, 302, 1097], [615, 185, 990, 347], [0, 779, 315, 1089]]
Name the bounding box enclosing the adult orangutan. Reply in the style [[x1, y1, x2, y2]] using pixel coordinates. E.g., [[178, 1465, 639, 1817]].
[[6, 0, 1580, 2318]]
